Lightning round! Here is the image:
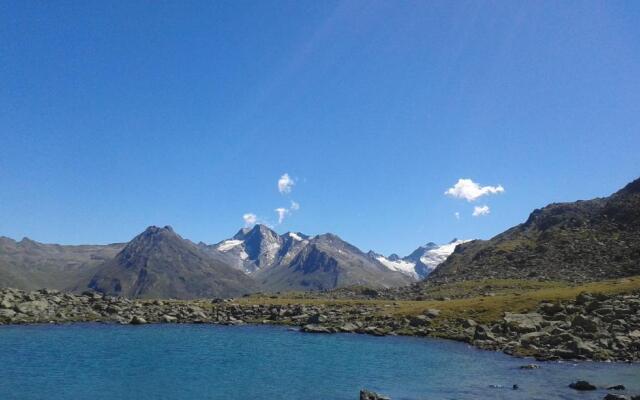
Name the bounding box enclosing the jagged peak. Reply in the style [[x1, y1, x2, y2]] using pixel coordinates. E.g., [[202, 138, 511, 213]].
[[233, 224, 277, 240]]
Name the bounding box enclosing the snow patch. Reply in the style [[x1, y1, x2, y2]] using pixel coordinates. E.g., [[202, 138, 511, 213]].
[[217, 239, 244, 252], [376, 256, 418, 279], [288, 232, 303, 241], [419, 240, 470, 272]]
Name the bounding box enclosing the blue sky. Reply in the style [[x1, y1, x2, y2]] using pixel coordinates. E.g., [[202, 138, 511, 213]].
[[1, 1, 639, 256]]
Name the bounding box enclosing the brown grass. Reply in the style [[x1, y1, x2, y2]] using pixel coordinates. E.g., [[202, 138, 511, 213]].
[[234, 276, 640, 324]]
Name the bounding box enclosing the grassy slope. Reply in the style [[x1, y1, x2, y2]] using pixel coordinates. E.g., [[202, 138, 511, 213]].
[[234, 276, 640, 324]]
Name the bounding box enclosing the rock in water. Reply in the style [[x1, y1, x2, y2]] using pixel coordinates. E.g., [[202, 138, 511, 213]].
[[360, 389, 391, 400], [569, 381, 597, 391], [603, 394, 631, 400], [130, 316, 147, 325]]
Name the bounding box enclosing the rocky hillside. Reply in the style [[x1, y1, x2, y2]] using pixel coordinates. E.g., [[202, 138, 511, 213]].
[[88, 226, 257, 299], [428, 177, 640, 283], [0, 237, 124, 291]]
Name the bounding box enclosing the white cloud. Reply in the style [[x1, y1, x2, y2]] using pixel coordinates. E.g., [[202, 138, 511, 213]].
[[445, 179, 504, 202], [275, 208, 289, 224], [290, 200, 300, 211], [454, 211, 460, 220], [278, 173, 294, 194], [243, 213, 257, 227], [472, 205, 490, 217]]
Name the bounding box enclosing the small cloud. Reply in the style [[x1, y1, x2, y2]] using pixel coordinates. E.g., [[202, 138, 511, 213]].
[[472, 205, 490, 217], [454, 211, 460, 220], [243, 213, 257, 227], [445, 179, 504, 202], [274, 208, 289, 224], [278, 173, 294, 194], [290, 200, 300, 211]]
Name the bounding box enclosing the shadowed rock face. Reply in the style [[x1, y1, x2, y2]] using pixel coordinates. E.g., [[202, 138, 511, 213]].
[[428, 177, 640, 283], [88, 226, 257, 299]]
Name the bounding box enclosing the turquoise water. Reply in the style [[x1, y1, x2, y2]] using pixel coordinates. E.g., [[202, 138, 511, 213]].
[[0, 324, 638, 400]]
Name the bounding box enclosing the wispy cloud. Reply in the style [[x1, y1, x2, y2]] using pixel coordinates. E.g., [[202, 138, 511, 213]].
[[274, 208, 289, 224], [243, 213, 257, 227], [454, 211, 460, 220], [445, 179, 504, 202], [278, 173, 294, 194], [274, 200, 300, 224], [472, 205, 490, 217]]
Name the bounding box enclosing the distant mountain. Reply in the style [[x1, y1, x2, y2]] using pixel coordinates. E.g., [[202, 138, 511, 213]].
[[210, 225, 413, 291], [257, 233, 413, 291], [369, 239, 470, 279], [88, 226, 257, 299], [428, 177, 640, 283], [203, 225, 309, 274], [0, 237, 124, 291]]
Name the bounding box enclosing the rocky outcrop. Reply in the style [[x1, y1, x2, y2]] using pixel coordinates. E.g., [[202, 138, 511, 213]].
[[438, 291, 640, 362], [427, 177, 640, 283]]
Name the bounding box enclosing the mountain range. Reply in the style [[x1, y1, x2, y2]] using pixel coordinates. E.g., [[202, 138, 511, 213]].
[[0, 224, 463, 298], [3, 177, 637, 298]]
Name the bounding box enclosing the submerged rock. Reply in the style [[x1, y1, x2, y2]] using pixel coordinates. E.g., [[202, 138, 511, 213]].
[[360, 389, 390, 400], [569, 381, 597, 391]]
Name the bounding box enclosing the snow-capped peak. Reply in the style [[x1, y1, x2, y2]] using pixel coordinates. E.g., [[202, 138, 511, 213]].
[[375, 239, 471, 280]]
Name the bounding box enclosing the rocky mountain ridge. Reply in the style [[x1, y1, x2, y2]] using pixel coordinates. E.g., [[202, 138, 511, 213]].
[[427, 177, 640, 284], [0, 224, 433, 297]]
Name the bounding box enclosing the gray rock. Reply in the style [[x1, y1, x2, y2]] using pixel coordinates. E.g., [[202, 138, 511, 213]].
[[15, 300, 50, 315], [603, 394, 630, 400], [162, 315, 177, 323], [425, 308, 440, 318], [302, 324, 331, 333], [0, 309, 16, 319], [569, 381, 597, 391], [503, 312, 543, 333], [340, 322, 358, 332], [360, 389, 391, 400], [130, 316, 147, 325]]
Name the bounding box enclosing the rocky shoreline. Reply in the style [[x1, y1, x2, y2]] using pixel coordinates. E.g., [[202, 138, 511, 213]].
[[0, 288, 638, 363]]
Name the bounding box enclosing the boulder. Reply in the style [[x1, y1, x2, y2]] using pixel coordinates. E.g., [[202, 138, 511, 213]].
[[360, 389, 391, 400], [603, 395, 630, 400], [130, 316, 147, 325], [339, 322, 358, 332], [162, 315, 177, 323], [569, 381, 597, 391], [503, 312, 543, 333], [302, 324, 331, 334], [572, 314, 600, 333], [0, 309, 16, 319], [15, 300, 50, 315], [307, 314, 328, 324], [424, 309, 440, 318]]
